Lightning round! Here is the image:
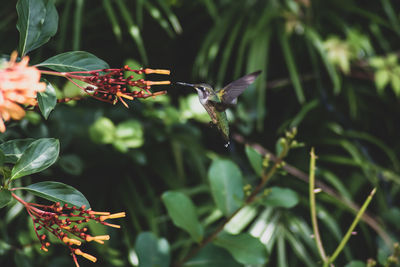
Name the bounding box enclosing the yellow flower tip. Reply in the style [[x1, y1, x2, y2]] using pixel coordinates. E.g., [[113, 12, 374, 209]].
[[70, 239, 82, 246], [75, 249, 97, 263], [95, 235, 110, 241], [100, 212, 126, 221], [143, 68, 170, 75], [145, 80, 171, 86], [103, 222, 121, 229], [116, 91, 134, 100], [40, 246, 48, 252], [20, 56, 30, 66], [63, 236, 82, 246], [110, 212, 126, 219], [86, 235, 110, 243], [119, 97, 129, 108], [9, 51, 18, 63]]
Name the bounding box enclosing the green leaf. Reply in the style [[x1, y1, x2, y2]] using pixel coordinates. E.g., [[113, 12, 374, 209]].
[[183, 244, 241, 267], [0, 239, 12, 255], [289, 99, 320, 128], [214, 232, 268, 265], [0, 149, 5, 166], [11, 138, 60, 180], [114, 0, 148, 64], [278, 30, 305, 103], [37, 80, 57, 119], [154, 0, 182, 34], [0, 139, 35, 164], [162, 191, 203, 243], [0, 189, 12, 208], [89, 117, 116, 144], [102, 0, 123, 41], [143, 1, 174, 38], [113, 120, 144, 153], [20, 181, 90, 208], [375, 69, 390, 93], [224, 206, 258, 234], [285, 230, 317, 266], [208, 159, 244, 216], [33, 0, 58, 51], [16, 0, 58, 56], [369, 57, 385, 68], [263, 187, 299, 208], [245, 145, 263, 176], [390, 73, 400, 97], [36, 51, 109, 72], [344, 260, 366, 267], [305, 28, 341, 94], [134, 232, 170, 267]]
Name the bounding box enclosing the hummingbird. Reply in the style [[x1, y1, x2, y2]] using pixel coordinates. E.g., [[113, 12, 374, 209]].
[[176, 71, 261, 146]]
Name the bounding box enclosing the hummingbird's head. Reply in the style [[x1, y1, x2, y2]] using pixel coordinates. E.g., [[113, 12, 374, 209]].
[[176, 82, 214, 104]]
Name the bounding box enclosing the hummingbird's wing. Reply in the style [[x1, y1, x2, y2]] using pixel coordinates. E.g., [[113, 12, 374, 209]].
[[217, 71, 261, 105]]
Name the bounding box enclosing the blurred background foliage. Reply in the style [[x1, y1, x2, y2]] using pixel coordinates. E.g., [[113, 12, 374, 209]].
[[1, 0, 400, 266]]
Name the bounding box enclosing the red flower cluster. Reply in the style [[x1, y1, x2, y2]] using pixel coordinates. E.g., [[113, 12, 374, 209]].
[[12, 193, 125, 267], [56, 66, 170, 108]]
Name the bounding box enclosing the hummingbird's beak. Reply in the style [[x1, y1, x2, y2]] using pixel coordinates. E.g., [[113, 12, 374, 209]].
[[176, 82, 195, 88]]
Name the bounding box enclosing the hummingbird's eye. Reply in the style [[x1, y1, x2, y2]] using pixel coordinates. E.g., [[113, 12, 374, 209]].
[[198, 86, 205, 91]]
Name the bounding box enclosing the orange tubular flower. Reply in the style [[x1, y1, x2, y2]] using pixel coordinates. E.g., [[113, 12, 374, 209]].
[[11, 193, 125, 267], [0, 51, 46, 132], [43, 65, 171, 108]]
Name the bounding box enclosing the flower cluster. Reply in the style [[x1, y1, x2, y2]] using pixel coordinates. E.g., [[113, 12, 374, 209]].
[[0, 51, 46, 132], [53, 66, 171, 108], [12, 193, 125, 267]]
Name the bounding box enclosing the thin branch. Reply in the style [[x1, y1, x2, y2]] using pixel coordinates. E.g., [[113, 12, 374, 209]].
[[175, 141, 289, 266], [326, 188, 377, 266], [309, 148, 328, 262], [232, 133, 393, 249]]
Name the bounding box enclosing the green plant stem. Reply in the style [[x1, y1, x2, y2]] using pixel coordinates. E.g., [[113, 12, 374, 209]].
[[73, 0, 84, 50], [175, 143, 289, 266], [39, 70, 68, 77], [245, 148, 287, 204], [325, 187, 377, 266], [232, 133, 393, 248], [309, 148, 328, 263]]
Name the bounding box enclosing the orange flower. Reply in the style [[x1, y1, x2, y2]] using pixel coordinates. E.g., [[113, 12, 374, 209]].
[[11, 193, 126, 267], [0, 51, 46, 132]]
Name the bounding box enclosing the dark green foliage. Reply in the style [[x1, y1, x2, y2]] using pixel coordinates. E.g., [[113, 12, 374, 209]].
[[0, 188, 12, 208], [214, 232, 268, 265], [21, 181, 90, 208], [16, 0, 58, 56], [11, 138, 59, 180], [37, 80, 57, 119], [162, 191, 204, 243], [134, 232, 170, 267], [36, 51, 110, 72]]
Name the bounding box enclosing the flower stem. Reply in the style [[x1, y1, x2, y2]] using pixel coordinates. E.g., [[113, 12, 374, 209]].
[[39, 70, 68, 77], [325, 187, 377, 266], [308, 148, 328, 263]]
